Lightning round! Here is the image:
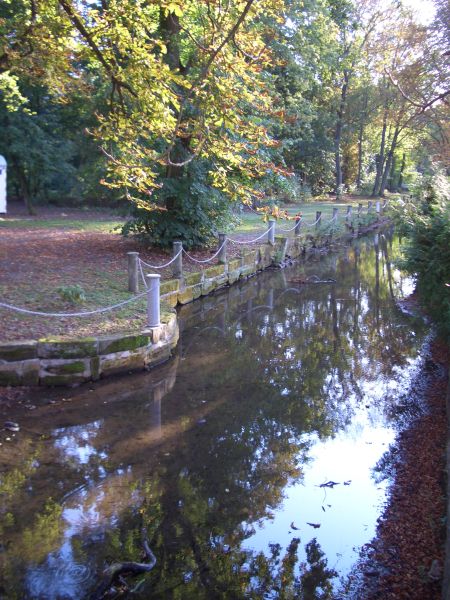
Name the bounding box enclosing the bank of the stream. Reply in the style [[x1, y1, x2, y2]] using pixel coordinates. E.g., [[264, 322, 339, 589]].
[[344, 334, 449, 600]]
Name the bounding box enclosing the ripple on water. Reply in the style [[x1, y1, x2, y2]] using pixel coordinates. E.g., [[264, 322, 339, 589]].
[[25, 552, 93, 600]]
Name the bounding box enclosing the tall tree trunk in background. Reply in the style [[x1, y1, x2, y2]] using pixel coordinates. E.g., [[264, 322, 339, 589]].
[[379, 125, 400, 196], [334, 69, 349, 200], [398, 152, 406, 190], [372, 99, 388, 197], [388, 153, 397, 192], [15, 164, 36, 215], [356, 90, 368, 190]]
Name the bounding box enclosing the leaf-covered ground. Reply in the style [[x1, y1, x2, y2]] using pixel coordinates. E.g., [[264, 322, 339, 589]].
[[350, 336, 449, 600]]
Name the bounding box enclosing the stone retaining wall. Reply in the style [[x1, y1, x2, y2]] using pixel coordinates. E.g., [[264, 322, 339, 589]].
[[0, 309, 178, 387], [0, 221, 382, 387]]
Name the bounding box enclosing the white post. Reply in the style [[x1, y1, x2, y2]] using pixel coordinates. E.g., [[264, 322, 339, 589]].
[[332, 207, 339, 222], [268, 220, 275, 245], [376, 201, 381, 219], [146, 274, 160, 327], [172, 241, 183, 279], [127, 252, 139, 293]]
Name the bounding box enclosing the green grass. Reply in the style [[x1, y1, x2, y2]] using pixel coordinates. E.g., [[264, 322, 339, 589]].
[[233, 201, 366, 234]]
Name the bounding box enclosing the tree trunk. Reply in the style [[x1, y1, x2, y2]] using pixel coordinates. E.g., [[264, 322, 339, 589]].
[[379, 125, 400, 196], [15, 163, 36, 215], [159, 10, 188, 212], [398, 152, 406, 190], [356, 90, 368, 189], [371, 100, 388, 197], [334, 70, 349, 200], [388, 153, 397, 192]]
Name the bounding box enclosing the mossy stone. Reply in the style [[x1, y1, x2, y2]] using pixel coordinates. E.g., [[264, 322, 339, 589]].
[[192, 283, 203, 300], [0, 359, 39, 386], [178, 286, 194, 305], [98, 333, 151, 355], [205, 264, 225, 279], [228, 258, 241, 271], [40, 374, 88, 387], [37, 337, 98, 359], [146, 343, 172, 368], [241, 250, 256, 266], [160, 279, 179, 295], [161, 291, 178, 308], [228, 269, 241, 285], [0, 341, 37, 362], [240, 265, 257, 278], [40, 358, 90, 376], [184, 272, 203, 286], [202, 279, 217, 296], [99, 348, 147, 377]]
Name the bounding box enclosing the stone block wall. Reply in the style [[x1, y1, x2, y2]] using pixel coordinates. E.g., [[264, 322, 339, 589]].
[[0, 310, 178, 387]]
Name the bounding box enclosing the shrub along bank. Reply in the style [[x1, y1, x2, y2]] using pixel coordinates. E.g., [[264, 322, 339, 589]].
[[394, 169, 450, 340]]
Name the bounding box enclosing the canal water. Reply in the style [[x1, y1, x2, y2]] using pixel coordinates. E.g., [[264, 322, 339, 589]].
[[0, 232, 426, 599]]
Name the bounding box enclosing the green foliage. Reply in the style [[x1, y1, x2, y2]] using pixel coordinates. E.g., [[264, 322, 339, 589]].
[[122, 162, 239, 248], [56, 284, 86, 304], [395, 169, 450, 337]]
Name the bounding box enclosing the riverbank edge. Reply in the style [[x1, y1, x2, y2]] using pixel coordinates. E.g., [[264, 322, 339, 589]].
[[0, 217, 387, 387], [443, 372, 450, 600], [351, 334, 449, 600]]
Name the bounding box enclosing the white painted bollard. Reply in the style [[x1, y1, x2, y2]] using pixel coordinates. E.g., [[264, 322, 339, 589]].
[[218, 233, 227, 264], [127, 251, 139, 293], [0, 155, 6, 214], [268, 220, 275, 245], [146, 273, 160, 327], [332, 207, 339, 222], [172, 241, 183, 279], [376, 201, 381, 219]]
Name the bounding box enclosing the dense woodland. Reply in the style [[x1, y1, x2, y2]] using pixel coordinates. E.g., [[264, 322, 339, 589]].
[[0, 0, 449, 245]]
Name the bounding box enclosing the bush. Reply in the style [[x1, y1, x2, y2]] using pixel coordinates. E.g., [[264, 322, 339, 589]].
[[57, 284, 86, 304], [122, 162, 239, 249], [394, 168, 450, 337]]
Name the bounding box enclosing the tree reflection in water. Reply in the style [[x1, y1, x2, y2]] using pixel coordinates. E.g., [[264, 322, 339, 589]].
[[0, 232, 426, 599]]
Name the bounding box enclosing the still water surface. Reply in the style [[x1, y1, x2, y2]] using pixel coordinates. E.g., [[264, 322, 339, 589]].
[[0, 233, 426, 599]]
